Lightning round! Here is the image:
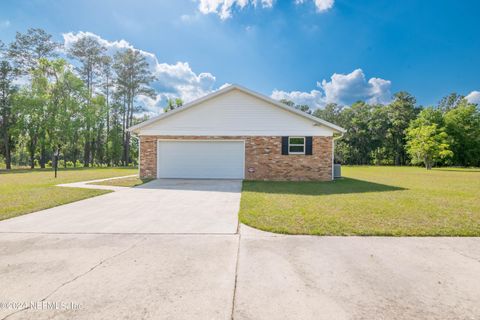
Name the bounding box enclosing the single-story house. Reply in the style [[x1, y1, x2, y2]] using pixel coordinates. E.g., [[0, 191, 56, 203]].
[[128, 84, 345, 181]]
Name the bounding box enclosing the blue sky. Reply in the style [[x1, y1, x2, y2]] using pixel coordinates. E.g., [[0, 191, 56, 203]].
[[1, 0, 479, 111]]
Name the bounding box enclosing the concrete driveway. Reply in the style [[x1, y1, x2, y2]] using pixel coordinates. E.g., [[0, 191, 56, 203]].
[[0, 179, 241, 234], [236, 226, 480, 320], [1, 179, 480, 319]]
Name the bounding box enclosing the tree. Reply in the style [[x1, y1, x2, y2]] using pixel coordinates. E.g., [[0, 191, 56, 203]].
[[113, 48, 155, 165], [8, 28, 59, 73], [295, 104, 311, 114], [108, 96, 126, 166], [279, 99, 311, 114], [337, 101, 374, 164], [410, 107, 444, 127], [6, 29, 59, 168], [385, 92, 419, 165], [164, 98, 183, 112], [45, 59, 87, 166], [437, 93, 464, 113], [67, 34, 107, 166], [313, 103, 344, 124], [368, 104, 391, 164], [67, 35, 106, 97], [14, 86, 46, 168], [405, 124, 453, 169], [279, 99, 295, 107], [1, 28, 158, 169], [0, 41, 17, 169], [444, 101, 480, 166], [100, 55, 113, 165]]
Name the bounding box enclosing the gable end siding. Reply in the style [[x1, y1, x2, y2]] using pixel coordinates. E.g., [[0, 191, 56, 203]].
[[138, 90, 335, 137]]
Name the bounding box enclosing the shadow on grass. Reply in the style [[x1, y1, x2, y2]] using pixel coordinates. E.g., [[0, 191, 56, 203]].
[[433, 168, 480, 173], [242, 178, 406, 195]]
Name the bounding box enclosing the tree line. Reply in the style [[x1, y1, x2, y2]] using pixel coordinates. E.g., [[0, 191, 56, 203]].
[[0, 28, 157, 170], [282, 91, 480, 169]]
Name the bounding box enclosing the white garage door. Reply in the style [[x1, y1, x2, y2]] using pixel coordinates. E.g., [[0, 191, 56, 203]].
[[157, 140, 245, 179]]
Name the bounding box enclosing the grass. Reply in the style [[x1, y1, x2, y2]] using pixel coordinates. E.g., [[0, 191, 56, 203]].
[[239, 166, 480, 236], [0, 167, 138, 221], [88, 176, 153, 187]]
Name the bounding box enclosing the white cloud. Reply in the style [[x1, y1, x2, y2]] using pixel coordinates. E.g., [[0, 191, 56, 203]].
[[219, 82, 232, 90], [198, 0, 333, 19], [62, 32, 221, 113], [465, 91, 480, 104], [197, 0, 275, 20], [262, 0, 275, 7], [154, 61, 217, 103], [313, 0, 334, 12], [196, 0, 333, 18], [271, 88, 325, 109], [271, 69, 392, 108], [295, 0, 334, 12], [321, 69, 392, 105], [366, 77, 391, 105], [63, 31, 154, 60]]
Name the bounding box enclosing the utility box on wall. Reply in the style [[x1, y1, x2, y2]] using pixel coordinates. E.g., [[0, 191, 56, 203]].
[[334, 164, 342, 179]]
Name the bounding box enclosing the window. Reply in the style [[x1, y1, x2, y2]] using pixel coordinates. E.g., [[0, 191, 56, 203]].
[[288, 137, 305, 154]]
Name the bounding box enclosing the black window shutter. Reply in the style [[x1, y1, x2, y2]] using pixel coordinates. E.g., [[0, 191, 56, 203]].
[[305, 136, 313, 155], [281, 136, 289, 155]]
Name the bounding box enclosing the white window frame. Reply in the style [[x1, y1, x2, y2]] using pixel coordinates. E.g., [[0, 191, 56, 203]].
[[288, 136, 306, 155]]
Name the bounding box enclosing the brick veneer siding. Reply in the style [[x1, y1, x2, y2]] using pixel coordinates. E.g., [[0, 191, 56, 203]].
[[139, 135, 333, 181]]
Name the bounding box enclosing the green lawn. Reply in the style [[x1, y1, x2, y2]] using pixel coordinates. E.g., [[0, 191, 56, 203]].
[[88, 176, 153, 187], [240, 166, 480, 236], [0, 167, 137, 221]]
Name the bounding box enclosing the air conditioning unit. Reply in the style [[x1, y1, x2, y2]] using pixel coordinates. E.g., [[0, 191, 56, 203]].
[[334, 164, 342, 179]]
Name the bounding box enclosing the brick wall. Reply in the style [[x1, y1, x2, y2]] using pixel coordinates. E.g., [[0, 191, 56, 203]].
[[139, 136, 158, 179], [139, 135, 333, 181]]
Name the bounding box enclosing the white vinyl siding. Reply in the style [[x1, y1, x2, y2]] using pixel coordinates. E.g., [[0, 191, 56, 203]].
[[157, 140, 244, 179], [140, 89, 334, 137]]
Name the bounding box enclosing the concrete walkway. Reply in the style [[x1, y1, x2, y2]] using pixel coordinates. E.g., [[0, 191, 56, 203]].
[[1, 179, 479, 319], [56, 174, 137, 191]]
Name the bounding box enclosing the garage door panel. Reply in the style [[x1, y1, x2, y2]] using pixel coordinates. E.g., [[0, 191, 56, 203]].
[[157, 141, 244, 179]]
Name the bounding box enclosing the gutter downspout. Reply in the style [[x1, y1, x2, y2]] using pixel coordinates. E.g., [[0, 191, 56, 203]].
[[332, 132, 344, 180]]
